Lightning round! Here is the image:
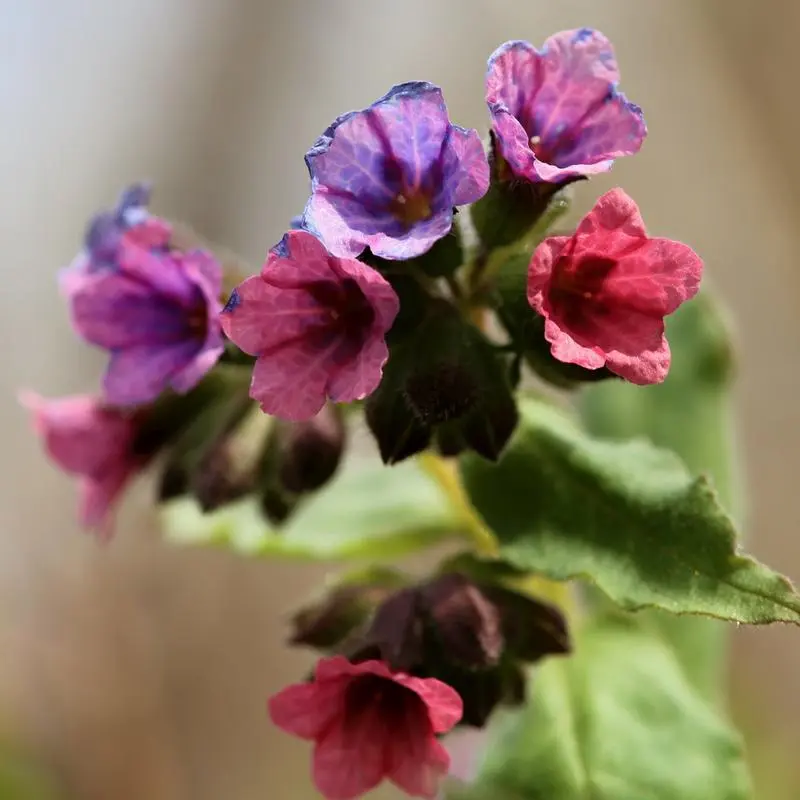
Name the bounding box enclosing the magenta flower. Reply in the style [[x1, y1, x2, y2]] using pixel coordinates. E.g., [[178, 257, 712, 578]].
[[268, 656, 463, 800], [486, 29, 646, 183], [62, 185, 224, 407], [220, 230, 399, 421], [527, 188, 703, 384], [302, 82, 489, 260], [21, 392, 144, 538]]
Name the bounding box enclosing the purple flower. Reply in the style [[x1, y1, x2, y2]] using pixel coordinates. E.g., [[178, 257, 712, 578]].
[[302, 82, 489, 261], [220, 230, 399, 421], [62, 185, 224, 407], [485, 29, 646, 183]]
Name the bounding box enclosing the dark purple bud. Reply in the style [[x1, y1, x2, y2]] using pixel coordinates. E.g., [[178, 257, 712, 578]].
[[347, 570, 570, 728], [365, 342, 433, 465], [289, 569, 406, 651], [259, 485, 297, 525], [361, 587, 425, 672], [277, 403, 346, 494], [404, 362, 480, 425], [156, 384, 257, 509], [420, 573, 504, 669], [401, 306, 480, 426]]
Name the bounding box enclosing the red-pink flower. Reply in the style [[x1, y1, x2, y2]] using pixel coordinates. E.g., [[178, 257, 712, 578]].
[[220, 230, 399, 421], [21, 392, 144, 538], [268, 657, 463, 800], [527, 188, 703, 384]]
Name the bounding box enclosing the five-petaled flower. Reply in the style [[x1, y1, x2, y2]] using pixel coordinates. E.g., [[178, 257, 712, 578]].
[[220, 229, 399, 421], [302, 81, 490, 260], [268, 656, 463, 800], [20, 393, 146, 538], [62, 184, 225, 407], [486, 29, 646, 184], [527, 188, 703, 384]]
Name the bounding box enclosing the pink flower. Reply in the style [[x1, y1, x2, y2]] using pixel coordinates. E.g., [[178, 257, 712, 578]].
[[268, 657, 463, 800], [527, 188, 703, 384], [220, 230, 399, 421], [21, 392, 144, 538]]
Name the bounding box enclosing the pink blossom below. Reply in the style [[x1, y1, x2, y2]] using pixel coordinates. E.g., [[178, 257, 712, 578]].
[[20, 393, 144, 539], [527, 188, 703, 384], [220, 230, 399, 421], [486, 29, 646, 183], [268, 656, 463, 800]]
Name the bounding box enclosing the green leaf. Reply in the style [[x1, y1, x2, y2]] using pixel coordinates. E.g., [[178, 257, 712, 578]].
[[160, 453, 464, 560], [453, 615, 751, 800], [460, 397, 800, 624], [579, 292, 740, 698]]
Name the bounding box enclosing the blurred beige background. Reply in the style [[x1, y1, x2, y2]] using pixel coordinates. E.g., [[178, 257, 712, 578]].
[[2, 1, 799, 798]]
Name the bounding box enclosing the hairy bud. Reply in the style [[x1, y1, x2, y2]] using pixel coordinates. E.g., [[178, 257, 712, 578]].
[[277, 403, 346, 494]]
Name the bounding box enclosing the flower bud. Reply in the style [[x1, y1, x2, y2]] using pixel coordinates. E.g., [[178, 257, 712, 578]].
[[365, 342, 433, 465], [400, 305, 519, 462], [276, 403, 346, 494], [156, 385, 256, 510], [289, 568, 407, 651], [350, 572, 571, 728]]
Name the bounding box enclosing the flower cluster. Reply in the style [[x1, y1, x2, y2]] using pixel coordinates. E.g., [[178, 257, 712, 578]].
[[24, 25, 706, 800]]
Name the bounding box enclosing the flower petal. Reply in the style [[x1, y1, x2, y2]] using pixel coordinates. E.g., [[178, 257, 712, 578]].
[[268, 680, 346, 741], [312, 715, 387, 800], [249, 345, 330, 421], [528, 235, 572, 307], [326, 334, 389, 405], [574, 187, 647, 241], [168, 336, 224, 394], [544, 318, 607, 371], [69, 271, 191, 349], [366, 211, 454, 260], [335, 253, 400, 332], [20, 392, 134, 476], [394, 675, 463, 734], [117, 231, 199, 307], [219, 274, 327, 357], [572, 190, 702, 316], [103, 341, 199, 407], [315, 657, 394, 683], [604, 336, 671, 385], [78, 466, 134, 539], [370, 83, 450, 182], [443, 125, 490, 207], [388, 731, 450, 799]]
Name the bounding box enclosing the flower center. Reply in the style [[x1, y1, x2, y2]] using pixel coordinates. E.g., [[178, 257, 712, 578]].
[[389, 191, 432, 226], [188, 305, 208, 338], [305, 278, 376, 351], [343, 674, 426, 731], [553, 255, 616, 300]]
